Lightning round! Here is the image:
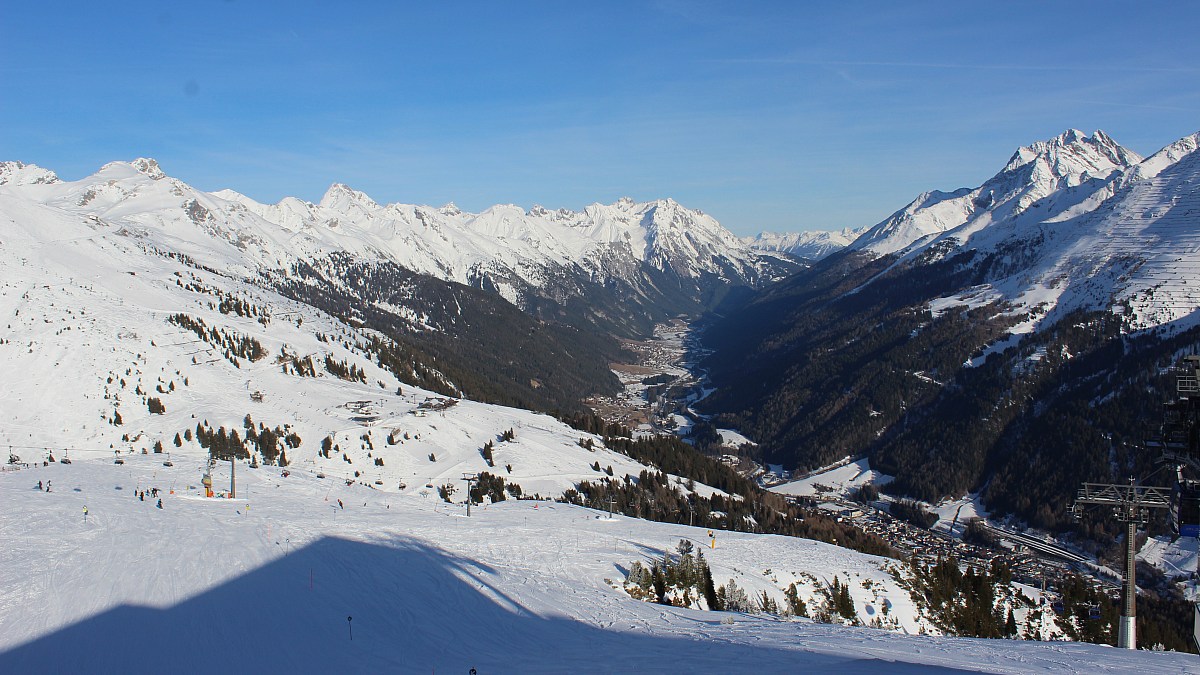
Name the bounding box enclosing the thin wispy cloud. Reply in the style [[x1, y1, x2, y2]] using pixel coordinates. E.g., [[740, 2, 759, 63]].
[[1063, 99, 1200, 113], [712, 58, 1200, 75]]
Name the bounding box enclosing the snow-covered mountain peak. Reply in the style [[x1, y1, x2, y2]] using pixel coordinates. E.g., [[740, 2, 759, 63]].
[[0, 161, 59, 186], [1002, 129, 1140, 185], [438, 201, 462, 216], [92, 160, 154, 183], [319, 182, 379, 214], [850, 130, 1143, 257], [747, 227, 865, 261], [845, 128, 1200, 339], [1129, 130, 1200, 181], [130, 157, 166, 180], [527, 204, 576, 220]]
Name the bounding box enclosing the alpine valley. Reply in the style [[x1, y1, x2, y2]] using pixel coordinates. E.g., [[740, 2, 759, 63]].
[[701, 129, 1200, 532], [3, 127, 1200, 670]]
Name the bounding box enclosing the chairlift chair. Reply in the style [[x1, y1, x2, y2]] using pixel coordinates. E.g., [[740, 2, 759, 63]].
[[1088, 605, 1101, 620], [163, 453, 174, 467]]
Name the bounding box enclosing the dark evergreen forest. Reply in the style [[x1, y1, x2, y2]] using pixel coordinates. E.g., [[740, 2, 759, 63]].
[[268, 254, 625, 413], [699, 246, 1200, 532]]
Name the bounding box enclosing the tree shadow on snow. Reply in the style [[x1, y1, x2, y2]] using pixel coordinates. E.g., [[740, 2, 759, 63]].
[[0, 535, 980, 674]]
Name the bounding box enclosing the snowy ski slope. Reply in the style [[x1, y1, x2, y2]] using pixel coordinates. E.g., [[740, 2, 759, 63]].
[[2, 459, 1197, 674]]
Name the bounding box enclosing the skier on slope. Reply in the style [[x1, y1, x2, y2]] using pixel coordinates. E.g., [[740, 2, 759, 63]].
[[156, 499, 162, 509], [37, 480, 42, 491]]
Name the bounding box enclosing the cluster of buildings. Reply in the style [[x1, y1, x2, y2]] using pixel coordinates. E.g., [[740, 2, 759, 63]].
[[794, 494, 1112, 598]]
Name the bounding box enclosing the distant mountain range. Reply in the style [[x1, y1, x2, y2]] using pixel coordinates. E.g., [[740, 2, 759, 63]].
[[7, 126, 1200, 534], [0, 158, 802, 336], [0, 158, 807, 411], [745, 228, 865, 261], [700, 128, 1200, 532]]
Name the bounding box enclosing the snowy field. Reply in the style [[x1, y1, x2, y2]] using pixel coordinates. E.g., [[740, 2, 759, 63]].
[[930, 493, 991, 538], [1140, 535, 1200, 587], [3, 459, 1198, 674], [770, 458, 893, 499]]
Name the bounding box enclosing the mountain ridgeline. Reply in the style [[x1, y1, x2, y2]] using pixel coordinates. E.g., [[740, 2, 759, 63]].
[[5, 127, 1200, 534], [700, 129, 1200, 530], [0, 161, 795, 415]]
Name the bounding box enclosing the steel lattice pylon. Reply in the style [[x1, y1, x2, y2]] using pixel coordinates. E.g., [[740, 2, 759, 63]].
[[1072, 479, 1172, 649]]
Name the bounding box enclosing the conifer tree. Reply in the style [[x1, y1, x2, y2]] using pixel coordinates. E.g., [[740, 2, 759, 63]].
[[702, 558, 720, 610], [784, 583, 807, 617], [652, 563, 668, 604]]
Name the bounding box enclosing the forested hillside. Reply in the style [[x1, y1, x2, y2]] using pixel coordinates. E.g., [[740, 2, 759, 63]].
[[699, 129, 1200, 531]]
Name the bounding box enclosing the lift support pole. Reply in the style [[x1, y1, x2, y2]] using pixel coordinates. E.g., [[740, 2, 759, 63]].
[[1072, 480, 1171, 649]]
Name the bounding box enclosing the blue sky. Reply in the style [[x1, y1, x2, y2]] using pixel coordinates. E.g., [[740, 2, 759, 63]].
[[3, 1, 1198, 235]]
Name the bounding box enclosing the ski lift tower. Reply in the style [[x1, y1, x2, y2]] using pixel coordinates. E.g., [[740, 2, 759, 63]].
[[202, 460, 214, 498], [1072, 479, 1171, 649], [462, 473, 478, 517]]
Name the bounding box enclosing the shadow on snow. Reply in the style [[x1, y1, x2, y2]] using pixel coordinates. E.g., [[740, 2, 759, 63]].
[[1, 535, 978, 674]]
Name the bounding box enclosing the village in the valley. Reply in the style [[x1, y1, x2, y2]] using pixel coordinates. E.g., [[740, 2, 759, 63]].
[[590, 320, 1123, 606]]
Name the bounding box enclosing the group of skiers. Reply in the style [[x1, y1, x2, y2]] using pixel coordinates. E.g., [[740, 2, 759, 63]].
[[34, 479, 163, 510], [136, 488, 163, 508]]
